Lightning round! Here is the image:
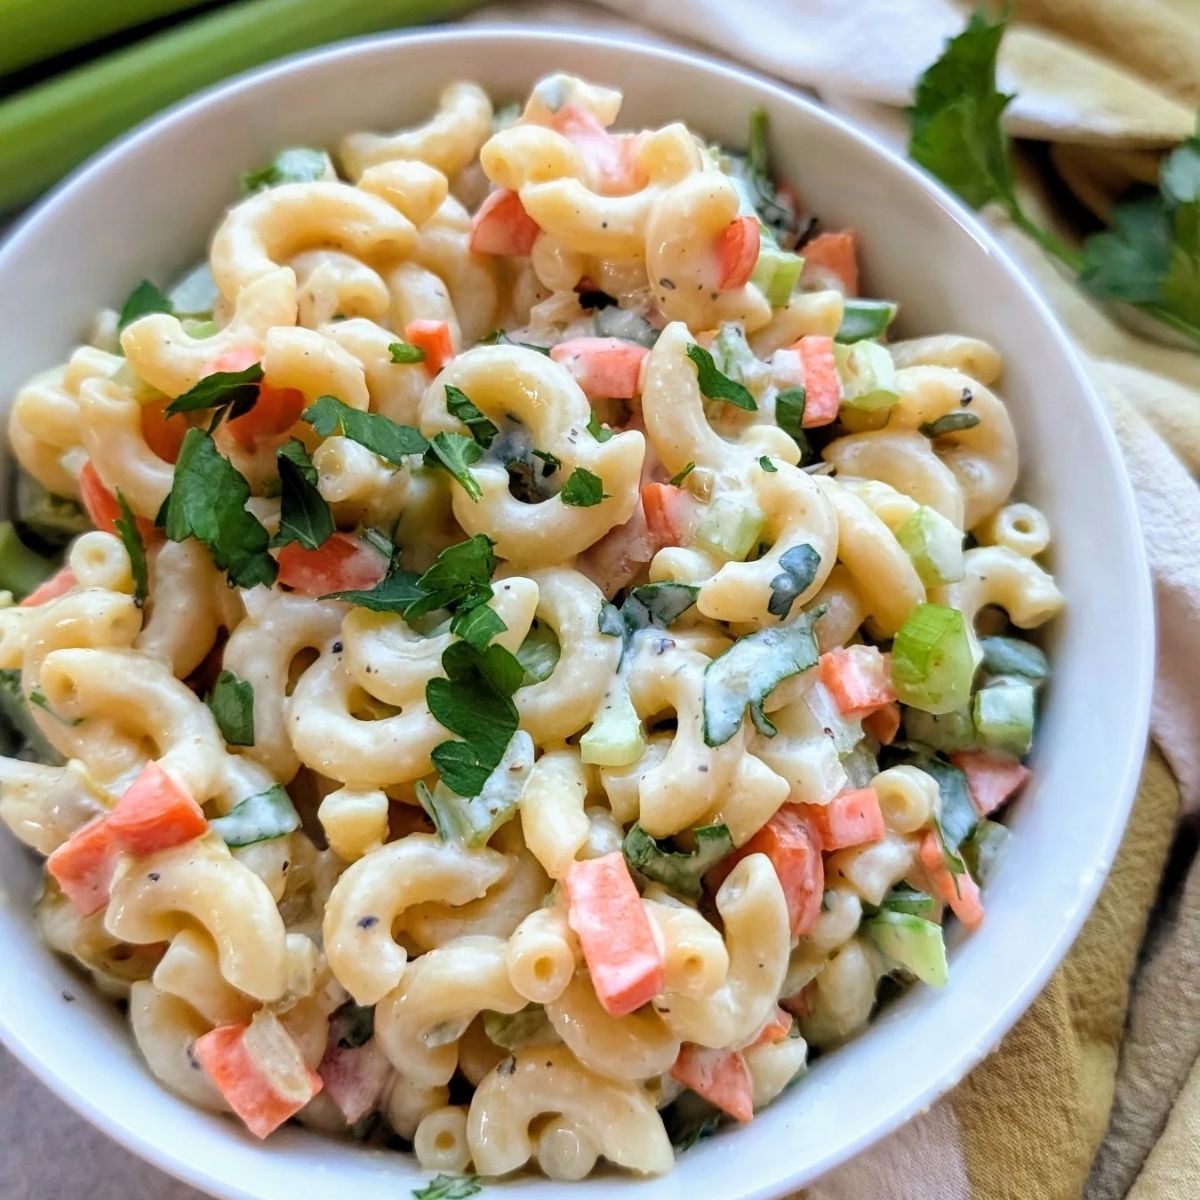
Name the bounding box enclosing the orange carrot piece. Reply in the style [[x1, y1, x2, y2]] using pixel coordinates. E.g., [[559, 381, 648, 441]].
[[193, 1024, 322, 1139], [470, 188, 540, 257], [105, 762, 207, 857], [46, 817, 120, 916], [550, 337, 648, 400], [640, 482, 688, 548], [671, 1044, 754, 1123], [140, 397, 188, 463], [950, 750, 1031, 817], [802, 230, 859, 295], [819, 646, 896, 716], [794, 335, 841, 427], [715, 216, 761, 289], [404, 319, 455, 377], [749, 1005, 794, 1048], [918, 830, 984, 930], [863, 701, 901, 745], [277, 532, 389, 598], [19, 566, 77, 607], [563, 852, 665, 1017], [800, 788, 886, 852]]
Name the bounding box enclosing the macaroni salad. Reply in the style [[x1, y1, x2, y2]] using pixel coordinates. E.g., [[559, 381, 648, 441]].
[[0, 75, 1063, 1182]]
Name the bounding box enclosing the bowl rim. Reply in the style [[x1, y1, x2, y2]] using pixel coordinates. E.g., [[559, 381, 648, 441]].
[[0, 23, 1155, 1200]]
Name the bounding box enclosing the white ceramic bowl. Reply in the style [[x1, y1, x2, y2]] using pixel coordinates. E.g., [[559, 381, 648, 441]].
[[0, 27, 1153, 1200]]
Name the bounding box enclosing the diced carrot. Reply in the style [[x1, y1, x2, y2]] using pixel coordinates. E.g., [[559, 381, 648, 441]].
[[750, 1005, 794, 1048], [715, 216, 761, 290], [799, 788, 885, 851], [780, 982, 814, 1019], [470, 188, 541, 257], [802, 230, 859, 296], [19, 566, 77, 607], [950, 750, 1031, 817], [404, 319, 455, 378], [140, 397, 188, 463], [793, 335, 842, 427], [206, 347, 261, 374], [105, 762, 208, 857], [709, 805, 824, 937], [193, 1023, 322, 1139], [918, 830, 984, 931], [818, 646, 897, 716], [640, 482, 688, 548], [201, 347, 305, 452], [78, 461, 122, 535], [550, 106, 642, 194], [671, 1044, 754, 1123], [563, 852, 665, 1017], [46, 817, 120, 916], [276, 532, 389, 598], [318, 1038, 392, 1124], [550, 337, 648, 401], [863, 701, 901, 746]]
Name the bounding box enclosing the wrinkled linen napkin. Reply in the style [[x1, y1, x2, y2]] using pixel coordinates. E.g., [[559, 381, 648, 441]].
[[4, 2, 1199, 1197]]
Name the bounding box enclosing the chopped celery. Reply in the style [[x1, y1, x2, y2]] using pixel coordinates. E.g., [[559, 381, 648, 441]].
[[15, 474, 88, 548], [419, 731, 534, 846], [891, 603, 977, 715], [805, 680, 865, 757], [693, 495, 765, 562], [210, 784, 300, 847], [711, 323, 769, 393], [580, 677, 645, 767], [841, 742, 879, 788], [836, 299, 898, 344], [181, 318, 218, 339], [622, 823, 734, 899], [0, 522, 58, 601], [895, 505, 964, 586], [865, 910, 948, 987], [592, 306, 658, 347], [961, 818, 1010, 884], [834, 340, 899, 412], [483, 1006, 552, 1050], [704, 608, 824, 746], [168, 261, 219, 317], [973, 680, 1035, 756], [751, 239, 804, 306], [902, 704, 977, 753], [979, 635, 1049, 682], [515, 621, 560, 686]]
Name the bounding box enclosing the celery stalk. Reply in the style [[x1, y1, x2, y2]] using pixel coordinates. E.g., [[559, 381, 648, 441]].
[[0, 0, 484, 211], [1, 2, 213, 77]]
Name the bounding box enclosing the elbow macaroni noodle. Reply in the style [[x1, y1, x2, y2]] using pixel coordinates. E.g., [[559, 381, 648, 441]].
[[0, 73, 1061, 1180]]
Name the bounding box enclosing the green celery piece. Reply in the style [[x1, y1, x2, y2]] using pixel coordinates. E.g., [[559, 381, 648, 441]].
[[580, 675, 645, 767], [973, 680, 1035, 756], [693, 495, 765, 562], [15, 475, 89, 548], [891, 603, 976, 715], [978, 635, 1048, 682], [865, 910, 949, 987], [0, 522, 58, 600], [834, 340, 899, 412], [961, 818, 1010, 884], [836, 299, 898, 344], [895, 505, 964, 586], [0, 0, 486, 211], [902, 704, 977, 753]]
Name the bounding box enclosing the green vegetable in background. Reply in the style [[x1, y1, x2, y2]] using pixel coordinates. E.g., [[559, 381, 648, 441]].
[[909, 9, 1200, 348], [0, 522, 58, 600]]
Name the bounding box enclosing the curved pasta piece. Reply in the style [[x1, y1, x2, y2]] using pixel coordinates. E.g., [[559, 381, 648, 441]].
[[151, 927, 257, 1026], [289, 249, 391, 328], [322, 834, 510, 1004], [467, 1044, 673, 1177], [129, 982, 227, 1110], [0, 757, 108, 854], [519, 747, 589, 880], [642, 894, 729, 998], [136, 539, 227, 678], [320, 317, 428, 425], [107, 836, 289, 1001], [263, 324, 370, 411], [504, 903, 580, 1004]]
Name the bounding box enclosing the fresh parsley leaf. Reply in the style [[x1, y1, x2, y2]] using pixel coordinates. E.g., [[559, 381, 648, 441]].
[[686, 344, 757, 411], [271, 440, 334, 550], [425, 432, 483, 501], [207, 669, 255, 746], [427, 640, 522, 796], [919, 411, 981, 438], [775, 385, 808, 453], [449, 602, 506, 653], [240, 146, 330, 193], [420, 731, 533, 845], [388, 340, 426, 364], [758, 455, 778, 473], [165, 364, 263, 421], [324, 566, 422, 612], [1080, 196, 1172, 304], [532, 449, 561, 475], [117, 280, 172, 332], [623, 823, 734, 899], [113, 489, 148, 605], [444, 384, 498, 448], [736, 108, 807, 246], [767, 544, 821, 619], [303, 394, 428, 465], [411, 1172, 482, 1200], [669, 462, 696, 486], [162, 429, 277, 587], [209, 784, 299, 846], [917, 756, 978, 853], [620, 582, 700, 633], [404, 535, 497, 620], [559, 467, 607, 507], [586, 410, 614, 442]]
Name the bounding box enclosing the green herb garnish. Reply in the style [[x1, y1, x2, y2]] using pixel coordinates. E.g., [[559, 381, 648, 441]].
[[686, 344, 757, 411], [207, 669, 255, 747]]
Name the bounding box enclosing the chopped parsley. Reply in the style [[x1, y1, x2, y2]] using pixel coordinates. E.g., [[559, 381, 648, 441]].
[[686, 344, 757, 411], [302, 394, 428, 466], [207, 669, 255, 747], [559, 467, 608, 507]]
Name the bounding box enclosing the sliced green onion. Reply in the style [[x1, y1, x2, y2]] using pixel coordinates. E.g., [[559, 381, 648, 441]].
[[836, 299, 898, 344], [979, 635, 1049, 682], [865, 910, 948, 987], [973, 680, 1035, 756], [895, 505, 964, 586], [834, 340, 899, 412], [891, 603, 976, 715], [693, 495, 765, 562], [622, 823, 734, 900], [210, 784, 300, 847]]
